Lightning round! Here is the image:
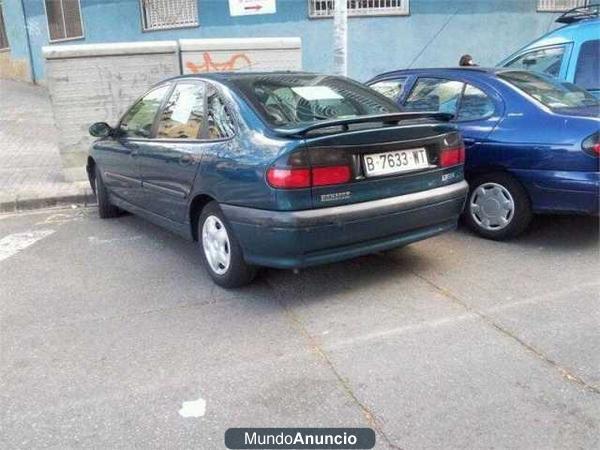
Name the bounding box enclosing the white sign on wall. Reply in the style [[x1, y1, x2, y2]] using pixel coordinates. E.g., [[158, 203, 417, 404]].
[[228, 0, 276, 16]]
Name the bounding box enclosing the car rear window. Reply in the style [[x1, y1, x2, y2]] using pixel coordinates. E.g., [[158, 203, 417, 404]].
[[228, 74, 399, 127], [498, 70, 599, 111]]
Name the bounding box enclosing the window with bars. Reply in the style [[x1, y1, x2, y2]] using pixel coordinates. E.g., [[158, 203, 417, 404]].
[[140, 0, 199, 31], [537, 0, 590, 12], [45, 0, 84, 42], [0, 1, 9, 50], [308, 0, 409, 18]]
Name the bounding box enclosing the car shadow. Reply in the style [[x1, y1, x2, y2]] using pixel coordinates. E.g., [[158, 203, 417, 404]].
[[101, 209, 597, 309], [496, 214, 599, 250], [260, 246, 434, 307], [105, 211, 435, 304]]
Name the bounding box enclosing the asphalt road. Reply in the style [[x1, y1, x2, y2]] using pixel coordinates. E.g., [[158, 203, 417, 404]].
[[1, 207, 599, 449]]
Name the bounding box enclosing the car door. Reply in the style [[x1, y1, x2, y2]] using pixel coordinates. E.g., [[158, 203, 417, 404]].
[[97, 85, 170, 206], [135, 81, 208, 223], [454, 83, 504, 169], [401, 77, 502, 170]]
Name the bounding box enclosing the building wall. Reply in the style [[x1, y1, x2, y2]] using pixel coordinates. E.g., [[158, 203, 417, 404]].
[[2, 0, 561, 83], [0, 0, 31, 81]]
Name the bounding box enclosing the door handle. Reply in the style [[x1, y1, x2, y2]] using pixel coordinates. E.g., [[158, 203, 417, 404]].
[[180, 154, 194, 165], [128, 143, 140, 157]]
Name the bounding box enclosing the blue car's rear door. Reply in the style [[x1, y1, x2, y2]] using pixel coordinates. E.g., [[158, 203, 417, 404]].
[[453, 83, 504, 169], [399, 76, 503, 170]]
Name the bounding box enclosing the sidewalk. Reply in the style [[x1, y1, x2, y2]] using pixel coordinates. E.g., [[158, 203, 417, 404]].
[[0, 79, 95, 212]]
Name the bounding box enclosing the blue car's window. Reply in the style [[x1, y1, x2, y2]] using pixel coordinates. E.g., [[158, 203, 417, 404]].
[[503, 45, 566, 78], [228, 74, 398, 127], [404, 78, 464, 115], [157, 83, 206, 140], [575, 40, 600, 91], [207, 85, 235, 140], [120, 85, 170, 139], [457, 84, 495, 121], [499, 70, 599, 111], [369, 78, 408, 100]]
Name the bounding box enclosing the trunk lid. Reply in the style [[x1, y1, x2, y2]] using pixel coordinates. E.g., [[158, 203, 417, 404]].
[[299, 120, 464, 208]]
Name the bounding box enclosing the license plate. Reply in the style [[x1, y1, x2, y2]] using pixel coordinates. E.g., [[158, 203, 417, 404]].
[[363, 148, 429, 177]]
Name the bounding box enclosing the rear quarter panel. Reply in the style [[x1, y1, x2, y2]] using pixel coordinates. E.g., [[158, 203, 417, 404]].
[[485, 80, 600, 172], [189, 85, 310, 211]]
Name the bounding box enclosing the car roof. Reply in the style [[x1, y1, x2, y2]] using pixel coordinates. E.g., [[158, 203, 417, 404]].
[[497, 17, 599, 66], [161, 71, 331, 84], [531, 18, 599, 45], [369, 67, 515, 82]]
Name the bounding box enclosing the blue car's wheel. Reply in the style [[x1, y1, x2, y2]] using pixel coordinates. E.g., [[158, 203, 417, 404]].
[[465, 172, 532, 240], [197, 201, 257, 288]]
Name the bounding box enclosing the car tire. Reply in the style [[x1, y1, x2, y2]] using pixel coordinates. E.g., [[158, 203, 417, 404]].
[[465, 172, 532, 240], [198, 201, 257, 288], [94, 166, 120, 219]]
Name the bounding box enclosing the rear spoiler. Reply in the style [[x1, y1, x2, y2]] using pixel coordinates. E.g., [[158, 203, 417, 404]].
[[272, 112, 454, 137]]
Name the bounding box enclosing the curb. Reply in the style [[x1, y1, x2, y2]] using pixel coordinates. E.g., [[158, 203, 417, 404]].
[[0, 189, 97, 214]]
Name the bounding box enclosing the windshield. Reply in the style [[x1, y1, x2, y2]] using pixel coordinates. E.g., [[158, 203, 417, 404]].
[[498, 71, 599, 112], [228, 74, 399, 127]]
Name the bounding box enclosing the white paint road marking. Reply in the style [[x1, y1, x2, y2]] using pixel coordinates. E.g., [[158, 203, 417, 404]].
[[88, 235, 143, 245], [0, 229, 55, 262], [178, 397, 206, 418]]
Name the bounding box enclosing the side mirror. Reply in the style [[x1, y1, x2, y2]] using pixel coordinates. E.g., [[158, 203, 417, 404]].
[[89, 122, 113, 138]]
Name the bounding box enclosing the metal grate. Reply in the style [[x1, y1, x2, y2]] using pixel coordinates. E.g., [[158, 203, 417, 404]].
[[141, 0, 199, 31], [0, 1, 9, 50], [308, 0, 409, 18], [537, 0, 589, 12]]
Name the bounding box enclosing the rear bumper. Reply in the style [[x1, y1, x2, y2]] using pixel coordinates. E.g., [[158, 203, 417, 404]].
[[511, 169, 599, 215], [222, 180, 468, 269]]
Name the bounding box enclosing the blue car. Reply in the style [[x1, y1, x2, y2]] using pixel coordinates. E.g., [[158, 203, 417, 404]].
[[368, 68, 599, 240], [87, 73, 468, 287], [498, 5, 599, 97]]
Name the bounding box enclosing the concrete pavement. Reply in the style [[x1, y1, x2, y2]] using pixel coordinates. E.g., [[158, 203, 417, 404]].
[[0, 80, 94, 213], [0, 209, 599, 448]]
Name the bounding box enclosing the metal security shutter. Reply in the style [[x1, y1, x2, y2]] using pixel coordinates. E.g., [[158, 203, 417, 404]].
[[141, 0, 199, 31], [537, 0, 589, 11], [308, 0, 409, 18]]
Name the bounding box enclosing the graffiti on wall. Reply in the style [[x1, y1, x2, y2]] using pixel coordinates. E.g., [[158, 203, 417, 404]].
[[184, 52, 253, 73]]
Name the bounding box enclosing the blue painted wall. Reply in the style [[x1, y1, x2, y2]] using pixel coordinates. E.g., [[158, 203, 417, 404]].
[[2, 0, 561, 83]]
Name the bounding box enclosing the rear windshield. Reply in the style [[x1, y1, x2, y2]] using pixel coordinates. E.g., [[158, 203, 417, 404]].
[[498, 71, 599, 112], [228, 74, 399, 128]]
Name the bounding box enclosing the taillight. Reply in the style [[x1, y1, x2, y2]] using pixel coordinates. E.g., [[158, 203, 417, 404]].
[[266, 168, 311, 189], [582, 132, 600, 157], [266, 149, 352, 190], [439, 145, 465, 167], [312, 165, 351, 186]]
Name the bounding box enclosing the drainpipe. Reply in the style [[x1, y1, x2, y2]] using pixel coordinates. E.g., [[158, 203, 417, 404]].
[[332, 0, 347, 76], [20, 0, 36, 83]]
